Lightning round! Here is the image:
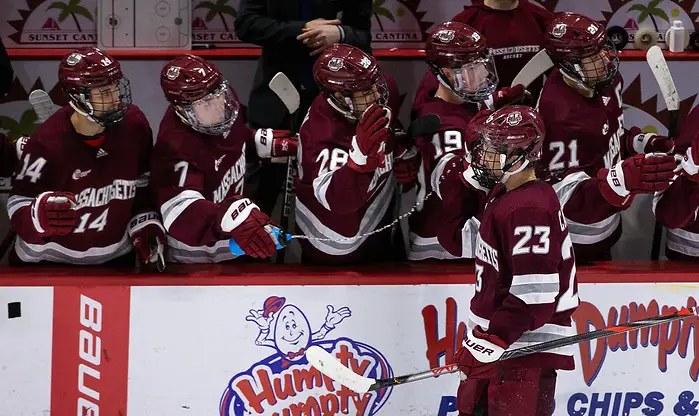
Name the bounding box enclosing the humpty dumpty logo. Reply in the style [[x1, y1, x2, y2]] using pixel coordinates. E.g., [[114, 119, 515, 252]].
[[219, 296, 394, 415]]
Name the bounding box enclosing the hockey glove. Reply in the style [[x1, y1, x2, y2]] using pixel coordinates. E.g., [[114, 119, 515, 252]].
[[628, 127, 675, 154], [30, 191, 77, 237], [348, 104, 391, 173], [218, 198, 279, 259], [129, 211, 167, 271], [679, 146, 699, 183], [491, 84, 531, 109], [453, 326, 508, 380], [393, 145, 420, 188], [253, 129, 299, 160], [598, 153, 676, 207]]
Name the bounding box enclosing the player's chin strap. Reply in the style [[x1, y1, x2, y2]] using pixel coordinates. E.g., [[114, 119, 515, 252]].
[[69, 95, 102, 125], [498, 155, 529, 185], [326, 97, 359, 121], [436, 73, 467, 104], [560, 67, 597, 98]]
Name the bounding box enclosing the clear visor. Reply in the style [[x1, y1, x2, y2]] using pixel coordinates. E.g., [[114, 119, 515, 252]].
[[451, 53, 499, 102], [181, 81, 239, 136]]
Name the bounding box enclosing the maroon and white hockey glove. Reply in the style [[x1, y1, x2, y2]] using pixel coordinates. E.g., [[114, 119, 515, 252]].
[[348, 104, 392, 173], [393, 145, 420, 188], [598, 153, 676, 207], [30, 191, 77, 237], [679, 146, 699, 183], [453, 326, 507, 380], [253, 129, 299, 160], [491, 84, 531, 109], [129, 211, 167, 270], [217, 198, 279, 259], [628, 127, 675, 154]]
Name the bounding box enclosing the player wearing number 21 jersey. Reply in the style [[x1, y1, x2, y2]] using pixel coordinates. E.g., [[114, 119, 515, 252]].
[[537, 13, 675, 263], [151, 55, 297, 263], [7, 47, 166, 266], [451, 106, 578, 416]]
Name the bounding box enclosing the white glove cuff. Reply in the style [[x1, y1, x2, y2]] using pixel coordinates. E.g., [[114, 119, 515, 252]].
[[220, 198, 258, 232], [31, 191, 52, 234], [462, 327, 505, 363], [349, 135, 369, 167], [128, 211, 165, 238], [254, 128, 274, 159], [606, 160, 629, 197], [682, 147, 699, 176], [633, 133, 654, 155]]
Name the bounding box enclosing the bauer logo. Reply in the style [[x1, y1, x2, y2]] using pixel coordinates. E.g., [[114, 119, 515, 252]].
[[218, 295, 394, 415]]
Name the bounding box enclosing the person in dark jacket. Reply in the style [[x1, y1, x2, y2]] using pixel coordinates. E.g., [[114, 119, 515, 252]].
[[235, 0, 372, 216]]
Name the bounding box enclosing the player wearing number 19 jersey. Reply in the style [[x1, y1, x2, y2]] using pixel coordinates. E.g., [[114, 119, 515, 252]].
[[537, 13, 675, 263], [7, 47, 165, 266], [452, 105, 578, 416]]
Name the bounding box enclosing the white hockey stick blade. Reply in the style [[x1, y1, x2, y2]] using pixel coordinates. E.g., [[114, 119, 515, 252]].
[[28, 89, 60, 123], [646, 46, 680, 111], [269, 72, 300, 115], [306, 346, 375, 394], [511, 49, 554, 88]]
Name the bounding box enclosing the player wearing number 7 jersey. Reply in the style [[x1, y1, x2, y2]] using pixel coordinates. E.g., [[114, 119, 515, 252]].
[[537, 13, 675, 263], [7, 47, 166, 266], [452, 105, 578, 416]]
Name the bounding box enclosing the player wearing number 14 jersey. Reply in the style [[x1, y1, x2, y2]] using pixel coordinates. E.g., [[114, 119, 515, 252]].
[[537, 13, 675, 263], [7, 47, 166, 266], [452, 106, 578, 416]]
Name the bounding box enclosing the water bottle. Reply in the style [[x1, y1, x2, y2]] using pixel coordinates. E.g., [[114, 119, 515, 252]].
[[667, 20, 686, 52], [229, 226, 292, 256]]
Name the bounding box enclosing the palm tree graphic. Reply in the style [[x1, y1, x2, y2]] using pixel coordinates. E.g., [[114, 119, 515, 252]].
[[373, 0, 395, 32], [47, 0, 93, 32], [194, 0, 238, 32], [629, 0, 670, 32], [0, 110, 40, 141]]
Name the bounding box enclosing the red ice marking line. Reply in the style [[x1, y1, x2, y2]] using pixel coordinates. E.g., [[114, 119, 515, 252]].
[[50, 286, 131, 416]]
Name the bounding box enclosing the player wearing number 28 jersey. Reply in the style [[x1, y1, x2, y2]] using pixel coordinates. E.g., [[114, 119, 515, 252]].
[[452, 106, 578, 416], [537, 13, 675, 263], [295, 44, 403, 264], [7, 47, 166, 266]]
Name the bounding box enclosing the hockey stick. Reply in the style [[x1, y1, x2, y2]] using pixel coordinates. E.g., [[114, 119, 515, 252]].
[[511, 49, 554, 88], [391, 114, 442, 259], [307, 306, 698, 394], [268, 72, 300, 264], [0, 90, 60, 260], [646, 46, 680, 260]]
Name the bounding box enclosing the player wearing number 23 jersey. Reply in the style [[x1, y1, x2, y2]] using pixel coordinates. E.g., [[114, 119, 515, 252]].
[[537, 13, 675, 263], [7, 48, 163, 265], [451, 106, 578, 416]]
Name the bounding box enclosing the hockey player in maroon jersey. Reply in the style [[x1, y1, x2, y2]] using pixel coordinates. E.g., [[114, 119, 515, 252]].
[[6, 47, 166, 266], [654, 106, 699, 260], [408, 22, 496, 260], [538, 12, 675, 263], [295, 44, 405, 264], [151, 55, 297, 263], [451, 105, 577, 416]]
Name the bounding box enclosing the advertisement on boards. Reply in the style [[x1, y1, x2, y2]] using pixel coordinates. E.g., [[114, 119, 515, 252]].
[[1, 281, 698, 415]]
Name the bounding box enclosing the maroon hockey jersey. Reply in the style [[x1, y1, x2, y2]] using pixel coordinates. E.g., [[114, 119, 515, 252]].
[[537, 69, 628, 262], [471, 180, 578, 370], [409, 86, 479, 260], [151, 105, 252, 263], [7, 105, 153, 264], [295, 84, 402, 264], [654, 105, 699, 260], [453, 0, 553, 97]]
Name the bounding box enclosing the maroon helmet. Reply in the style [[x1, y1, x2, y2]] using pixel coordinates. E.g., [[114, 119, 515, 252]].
[[313, 44, 388, 120], [470, 106, 545, 189], [425, 22, 498, 102], [58, 47, 131, 126], [161, 54, 239, 136], [545, 12, 619, 91]]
